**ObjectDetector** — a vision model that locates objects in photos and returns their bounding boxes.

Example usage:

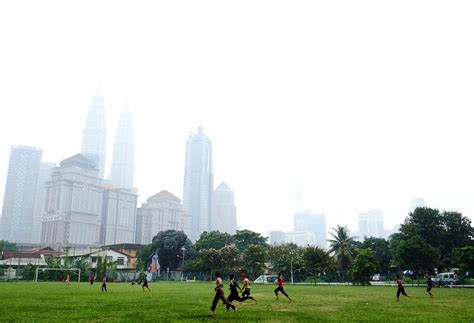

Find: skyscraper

[41,154,103,246]
[211,182,237,234]
[31,162,56,244]
[358,209,385,239]
[183,126,213,241]
[109,109,135,190]
[294,210,327,249]
[1,146,42,243]
[409,197,426,213]
[81,90,106,178]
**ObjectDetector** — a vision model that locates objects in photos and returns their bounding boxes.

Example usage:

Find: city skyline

[1,1,473,239]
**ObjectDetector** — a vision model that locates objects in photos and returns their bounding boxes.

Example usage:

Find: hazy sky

[1,1,473,237]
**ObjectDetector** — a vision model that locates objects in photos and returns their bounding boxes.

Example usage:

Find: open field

[1,282,474,322]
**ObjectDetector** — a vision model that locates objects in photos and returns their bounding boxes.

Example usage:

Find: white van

[254,274,278,284]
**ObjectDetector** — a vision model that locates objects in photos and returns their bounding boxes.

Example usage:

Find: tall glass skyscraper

[183,126,213,241]
[1,146,42,243]
[81,90,106,178]
[109,109,135,190]
[211,182,237,234]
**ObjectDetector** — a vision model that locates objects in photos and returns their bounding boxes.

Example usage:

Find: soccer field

[0,282,473,322]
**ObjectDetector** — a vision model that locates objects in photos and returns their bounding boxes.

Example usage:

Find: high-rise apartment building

[109,109,135,190]
[1,146,42,243]
[409,197,426,213]
[358,209,385,239]
[31,162,56,244]
[100,186,137,245]
[285,231,316,247]
[41,154,103,246]
[81,90,106,178]
[136,191,192,244]
[294,211,327,249]
[269,231,286,245]
[211,182,237,234]
[183,126,213,241]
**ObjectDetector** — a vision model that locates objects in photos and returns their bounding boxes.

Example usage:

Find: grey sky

[1,1,473,236]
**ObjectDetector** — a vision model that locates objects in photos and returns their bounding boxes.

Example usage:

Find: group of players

[209,271,291,317]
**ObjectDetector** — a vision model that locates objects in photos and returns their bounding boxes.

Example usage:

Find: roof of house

[147,190,181,203]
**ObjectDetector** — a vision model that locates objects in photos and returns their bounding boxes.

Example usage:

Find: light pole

[290,250,294,285]
[181,246,186,282]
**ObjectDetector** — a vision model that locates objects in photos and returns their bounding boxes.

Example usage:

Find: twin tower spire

[80,89,135,190]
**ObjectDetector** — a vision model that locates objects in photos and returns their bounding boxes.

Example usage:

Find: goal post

[35,268,81,283]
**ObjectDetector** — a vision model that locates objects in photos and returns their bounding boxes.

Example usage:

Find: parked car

[433,272,459,287]
[371,274,386,281]
[254,274,278,284]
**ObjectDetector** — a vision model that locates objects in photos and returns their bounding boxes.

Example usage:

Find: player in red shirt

[396,274,411,301]
[274,273,291,302]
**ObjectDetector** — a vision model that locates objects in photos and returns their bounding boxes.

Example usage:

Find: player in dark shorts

[241,273,257,303]
[226,274,244,309]
[209,272,235,317]
[101,276,107,292]
[274,273,291,302]
[426,274,434,298]
[396,274,411,301]
[142,275,151,292]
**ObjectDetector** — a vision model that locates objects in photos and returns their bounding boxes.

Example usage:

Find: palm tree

[328,225,357,281]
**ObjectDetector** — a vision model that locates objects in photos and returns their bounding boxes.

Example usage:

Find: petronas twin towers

[81,89,135,190]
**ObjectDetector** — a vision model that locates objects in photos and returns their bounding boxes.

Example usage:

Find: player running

[426,273,434,298]
[241,273,257,303]
[274,273,291,302]
[395,274,411,301]
[101,276,107,292]
[209,271,235,317]
[64,274,70,285]
[142,274,151,292]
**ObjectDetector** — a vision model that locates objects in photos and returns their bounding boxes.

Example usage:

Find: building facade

[269,231,286,245]
[183,126,213,241]
[100,187,137,245]
[358,209,385,239]
[31,162,56,244]
[108,109,135,190]
[210,182,237,234]
[285,231,316,247]
[1,146,42,243]
[81,90,106,179]
[41,154,103,246]
[294,210,327,249]
[409,197,426,213]
[136,191,192,244]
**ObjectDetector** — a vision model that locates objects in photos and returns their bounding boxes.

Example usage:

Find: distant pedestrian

[89,273,95,285]
[209,271,235,317]
[396,274,411,301]
[426,274,434,298]
[142,274,151,292]
[241,273,257,303]
[274,273,291,302]
[101,276,107,292]
[65,274,70,285]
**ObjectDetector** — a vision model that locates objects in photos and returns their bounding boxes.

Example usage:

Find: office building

[211,182,237,234]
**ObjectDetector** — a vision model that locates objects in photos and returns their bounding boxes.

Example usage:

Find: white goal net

[35,268,81,283]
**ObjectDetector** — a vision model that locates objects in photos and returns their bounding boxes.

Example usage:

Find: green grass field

[1,282,473,322]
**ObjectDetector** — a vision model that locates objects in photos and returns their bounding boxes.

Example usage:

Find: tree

[395,235,439,281]
[195,231,234,251]
[328,225,357,280]
[268,243,305,282]
[197,244,241,279]
[242,244,267,279]
[351,248,378,285]
[0,240,18,252]
[452,246,474,277]
[233,230,268,251]
[151,230,193,271]
[303,246,333,282]
[361,237,392,274]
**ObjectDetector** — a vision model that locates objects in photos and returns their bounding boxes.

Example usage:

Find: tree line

[138,207,474,283]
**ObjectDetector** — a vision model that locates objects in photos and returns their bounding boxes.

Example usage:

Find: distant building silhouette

[81,90,106,178]
[1,146,42,243]
[109,109,135,191]
[409,197,426,213]
[294,210,327,249]
[358,209,385,239]
[285,231,316,247]
[183,126,213,241]
[269,231,285,245]
[41,154,103,246]
[136,191,192,244]
[211,182,237,234]
[31,162,56,244]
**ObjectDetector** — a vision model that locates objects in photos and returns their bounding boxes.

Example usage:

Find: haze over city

[1,1,473,238]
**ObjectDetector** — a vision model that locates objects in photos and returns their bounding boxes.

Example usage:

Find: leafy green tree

[328,225,357,280]
[0,240,18,252]
[197,244,241,279]
[150,230,193,270]
[395,234,439,281]
[233,230,268,250]
[268,243,305,281]
[452,246,474,277]
[195,231,234,251]
[361,237,392,273]
[137,244,154,271]
[351,248,378,285]
[303,246,333,282]
[242,244,267,279]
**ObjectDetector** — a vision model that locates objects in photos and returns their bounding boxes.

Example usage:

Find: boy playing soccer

[241,273,257,303]
[396,274,411,301]
[274,273,291,302]
[209,271,235,317]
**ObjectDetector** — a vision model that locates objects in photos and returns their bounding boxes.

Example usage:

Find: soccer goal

[35,267,81,283]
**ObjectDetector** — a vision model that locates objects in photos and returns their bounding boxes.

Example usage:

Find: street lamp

[181,246,186,282]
